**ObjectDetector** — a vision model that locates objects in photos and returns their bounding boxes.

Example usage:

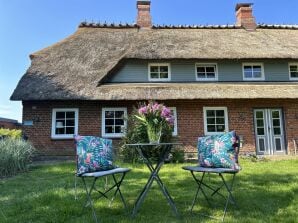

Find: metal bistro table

[126,142,182,217]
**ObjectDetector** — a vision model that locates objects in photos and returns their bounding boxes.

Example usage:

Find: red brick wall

[0,121,20,129]
[22,99,298,156]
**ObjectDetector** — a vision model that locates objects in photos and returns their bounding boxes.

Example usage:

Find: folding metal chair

[183,133,240,222]
[77,168,130,223]
[182,166,239,221]
[74,136,131,223]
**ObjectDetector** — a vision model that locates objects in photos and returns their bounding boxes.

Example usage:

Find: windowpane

[105,119,114,125]
[66,112,75,119]
[150,66,159,73]
[66,127,74,134]
[197,67,205,73]
[207,118,215,124]
[273,119,280,127]
[244,71,252,78]
[206,110,215,117]
[66,120,75,126]
[216,118,225,124]
[216,110,224,116]
[56,120,65,127]
[115,119,124,125]
[206,66,215,73]
[160,66,168,72]
[253,66,261,72]
[253,71,262,78]
[244,66,252,73]
[56,112,65,119]
[216,125,225,132]
[115,126,122,133]
[274,128,281,135]
[160,72,168,78]
[256,111,263,119]
[105,111,114,118]
[257,119,264,127]
[289,65,298,72]
[150,72,159,79]
[197,73,206,78]
[206,73,215,78]
[272,111,279,118]
[207,125,216,132]
[275,138,282,151]
[290,71,298,78]
[259,138,265,151]
[115,111,124,118]
[55,128,65,135]
[105,126,113,134]
[257,128,264,135]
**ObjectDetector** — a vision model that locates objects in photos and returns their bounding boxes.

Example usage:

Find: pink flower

[152,103,160,111]
[138,106,147,115]
[161,107,171,118]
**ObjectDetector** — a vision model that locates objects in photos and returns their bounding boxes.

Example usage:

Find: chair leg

[82,177,99,223]
[190,171,206,212]
[110,173,129,211]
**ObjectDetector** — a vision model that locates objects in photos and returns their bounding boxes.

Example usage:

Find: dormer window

[148,63,171,81]
[242,63,265,81]
[196,63,218,81]
[289,63,298,80]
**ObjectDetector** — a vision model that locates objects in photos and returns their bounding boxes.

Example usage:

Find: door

[254,109,285,155]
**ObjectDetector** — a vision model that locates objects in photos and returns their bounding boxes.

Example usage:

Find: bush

[0,128,22,139]
[0,138,35,177]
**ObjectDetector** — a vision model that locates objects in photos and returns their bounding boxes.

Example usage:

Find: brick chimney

[136,0,152,28]
[235,3,257,31]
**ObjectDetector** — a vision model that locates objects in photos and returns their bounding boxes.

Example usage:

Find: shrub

[0,138,35,177]
[0,128,22,139]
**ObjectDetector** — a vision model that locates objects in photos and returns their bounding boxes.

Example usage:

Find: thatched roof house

[10,1,298,157]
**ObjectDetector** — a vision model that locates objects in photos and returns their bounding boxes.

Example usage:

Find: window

[203,107,228,135]
[289,63,298,80]
[169,107,178,136]
[148,63,171,81]
[196,63,218,81]
[242,63,264,80]
[51,108,78,139]
[102,108,127,138]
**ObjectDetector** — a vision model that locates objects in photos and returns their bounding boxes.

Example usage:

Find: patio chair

[74,135,130,223]
[182,131,241,222]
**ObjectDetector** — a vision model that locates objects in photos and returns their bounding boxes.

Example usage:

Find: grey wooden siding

[107,60,293,83]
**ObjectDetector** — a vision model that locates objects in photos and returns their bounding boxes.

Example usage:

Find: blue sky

[0,0,297,122]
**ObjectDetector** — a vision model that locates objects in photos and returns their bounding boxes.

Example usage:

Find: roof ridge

[79,21,298,30]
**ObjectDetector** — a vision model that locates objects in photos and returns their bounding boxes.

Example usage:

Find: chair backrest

[197,131,241,170]
[74,135,115,175]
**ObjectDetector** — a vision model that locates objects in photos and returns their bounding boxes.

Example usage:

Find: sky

[0,0,298,122]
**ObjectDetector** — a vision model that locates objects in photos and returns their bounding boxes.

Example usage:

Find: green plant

[169,148,185,163]
[0,128,22,139]
[120,102,174,163]
[0,138,35,177]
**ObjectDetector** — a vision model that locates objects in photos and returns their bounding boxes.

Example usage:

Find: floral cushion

[198,131,240,170]
[75,135,115,175]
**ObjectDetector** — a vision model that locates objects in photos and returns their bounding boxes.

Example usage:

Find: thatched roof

[11,25,298,101]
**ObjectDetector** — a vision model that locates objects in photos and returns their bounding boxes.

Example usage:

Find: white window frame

[51,108,79,139]
[203,107,229,135]
[169,107,178,136]
[195,63,218,81]
[289,63,298,80]
[102,107,127,138]
[242,63,265,81]
[148,63,171,81]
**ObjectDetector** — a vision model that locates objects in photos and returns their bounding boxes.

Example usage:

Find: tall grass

[0,138,35,177]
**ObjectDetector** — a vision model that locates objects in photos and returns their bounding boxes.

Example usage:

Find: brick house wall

[22,99,298,156]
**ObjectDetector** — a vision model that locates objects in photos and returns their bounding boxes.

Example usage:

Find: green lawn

[0,159,297,223]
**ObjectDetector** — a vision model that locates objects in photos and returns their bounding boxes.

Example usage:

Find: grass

[0,159,297,223]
